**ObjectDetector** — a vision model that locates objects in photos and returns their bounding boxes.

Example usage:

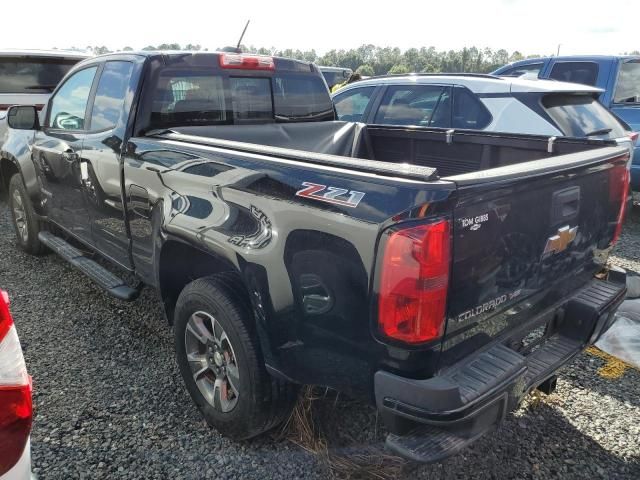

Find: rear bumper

[2,439,32,480]
[374,277,626,463]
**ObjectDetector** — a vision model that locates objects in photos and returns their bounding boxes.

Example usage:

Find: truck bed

[159,121,614,179]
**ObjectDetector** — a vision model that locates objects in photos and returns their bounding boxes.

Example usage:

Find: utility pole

[556,44,561,56]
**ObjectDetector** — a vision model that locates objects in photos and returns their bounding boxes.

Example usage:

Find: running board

[38,231,139,301]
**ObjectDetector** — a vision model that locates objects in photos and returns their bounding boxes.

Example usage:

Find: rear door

[441,146,629,365]
[82,59,139,269]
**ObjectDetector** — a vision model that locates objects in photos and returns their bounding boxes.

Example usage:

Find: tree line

[73,44,640,75]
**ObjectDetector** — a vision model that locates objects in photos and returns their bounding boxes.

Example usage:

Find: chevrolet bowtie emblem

[543,226,578,256]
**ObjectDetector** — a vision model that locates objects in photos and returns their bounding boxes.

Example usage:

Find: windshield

[614,60,640,104]
[542,94,627,139]
[0,57,79,94]
[150,69,334,129]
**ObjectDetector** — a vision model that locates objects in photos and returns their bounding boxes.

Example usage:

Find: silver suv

[0,49,88,118]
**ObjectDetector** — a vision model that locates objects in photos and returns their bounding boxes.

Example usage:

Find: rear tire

[8,174,46,255]
[174,275,298,440]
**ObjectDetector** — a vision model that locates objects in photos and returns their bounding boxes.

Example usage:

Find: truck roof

[338,73,603,95]
[500,54,640,68]
[89,50,318,68]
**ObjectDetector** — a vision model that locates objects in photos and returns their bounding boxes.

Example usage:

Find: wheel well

[158,240,239,324]
[0,159,19,191]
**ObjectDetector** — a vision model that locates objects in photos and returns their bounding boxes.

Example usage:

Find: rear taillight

[378,220,451,344]
[609,162,630,246]
[0,291,32,476]
[219,53,275,70]
[628,131,639,144]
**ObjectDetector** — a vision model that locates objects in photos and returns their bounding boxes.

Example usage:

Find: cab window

[48,67,98,130]
[549,62,599,86]
[333,87,375,121]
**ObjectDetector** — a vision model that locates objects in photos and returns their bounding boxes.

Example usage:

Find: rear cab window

[0,56,79,93]
[147,54,334,130]
[614,60,640,104]
[549,61,599,86]
[542,94,626,139]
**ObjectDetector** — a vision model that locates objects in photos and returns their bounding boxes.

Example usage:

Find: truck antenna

[237,20,250,50]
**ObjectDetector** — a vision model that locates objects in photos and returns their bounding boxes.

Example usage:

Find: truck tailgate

[441,146,629,364]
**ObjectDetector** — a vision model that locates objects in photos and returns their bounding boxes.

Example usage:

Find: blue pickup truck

[492,55,640,189]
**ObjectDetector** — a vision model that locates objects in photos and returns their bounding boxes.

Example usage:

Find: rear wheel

[8,174,46,255]
[174,275,298,440]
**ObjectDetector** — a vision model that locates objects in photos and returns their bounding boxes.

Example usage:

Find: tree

[356,64,375,76]
[388,64,410,74]
[122,46,134,51]
[184,44,201,51]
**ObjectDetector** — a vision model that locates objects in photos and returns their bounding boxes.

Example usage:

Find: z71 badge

[296,182,365,208]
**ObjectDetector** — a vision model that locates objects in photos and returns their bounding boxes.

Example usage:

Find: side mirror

[7,105,39,130]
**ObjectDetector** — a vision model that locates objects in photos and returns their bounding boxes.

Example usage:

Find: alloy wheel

[184,311,240,413]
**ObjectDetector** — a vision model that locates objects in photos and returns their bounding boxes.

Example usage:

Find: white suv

[0,49,88,118]
[332,73,630,141]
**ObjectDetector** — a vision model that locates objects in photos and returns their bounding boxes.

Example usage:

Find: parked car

[0,49,89,117]
[0,290,33,479]
[318,66,353,90]
[1,50,630,463]
[492,55,640,189]
[332,73,633,144]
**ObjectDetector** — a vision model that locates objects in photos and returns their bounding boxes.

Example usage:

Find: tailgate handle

[551,186,580,224]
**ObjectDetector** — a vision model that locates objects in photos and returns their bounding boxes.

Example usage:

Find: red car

[0,291,32,479]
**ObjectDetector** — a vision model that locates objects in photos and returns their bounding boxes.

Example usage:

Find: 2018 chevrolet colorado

[0,50,630,462]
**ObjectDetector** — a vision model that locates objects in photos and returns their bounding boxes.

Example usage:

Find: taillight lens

[219,53,275,70]
[609,162,630,246]
[0,290,32,476]
[378,220,451,344]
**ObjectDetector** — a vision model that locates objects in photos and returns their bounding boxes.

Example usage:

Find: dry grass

[278,386,408,480]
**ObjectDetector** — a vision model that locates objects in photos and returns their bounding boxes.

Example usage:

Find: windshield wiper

[585,128,612,136]
[23,85,57,92]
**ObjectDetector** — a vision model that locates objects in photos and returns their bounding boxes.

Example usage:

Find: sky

[2,0,637,56]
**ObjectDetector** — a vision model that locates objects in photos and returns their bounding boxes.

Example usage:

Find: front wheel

[8,174,46,255]
[174,275,298,440]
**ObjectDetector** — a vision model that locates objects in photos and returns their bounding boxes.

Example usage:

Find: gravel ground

[1,194,639,479]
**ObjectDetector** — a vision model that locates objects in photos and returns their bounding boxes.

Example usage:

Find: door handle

[61,150,79,162]
[551,186,580,224]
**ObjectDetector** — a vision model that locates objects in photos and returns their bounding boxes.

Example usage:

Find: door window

[498,63,543,78]
[374,85,450,127]
[333,87,375,121]
[614,60,640,104]
[90,61,134,131]
[549,62,599,86]
[452,87,492,129]
[48,67,97,130]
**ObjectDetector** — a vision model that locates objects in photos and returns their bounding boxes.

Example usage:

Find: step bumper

[374,277,626,463]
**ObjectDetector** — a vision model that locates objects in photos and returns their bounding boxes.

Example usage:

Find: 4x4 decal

[295,182,365,208]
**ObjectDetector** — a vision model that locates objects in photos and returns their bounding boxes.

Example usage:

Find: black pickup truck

[0,51,630,462]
